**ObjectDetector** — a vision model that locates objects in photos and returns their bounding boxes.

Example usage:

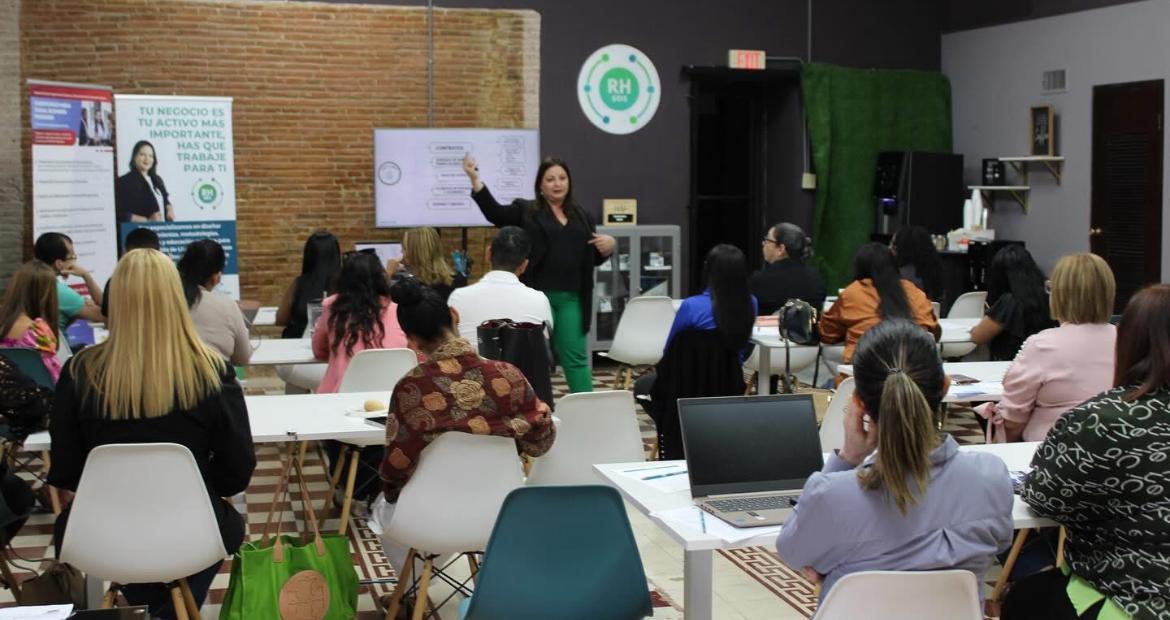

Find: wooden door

[1091,80,1163,312]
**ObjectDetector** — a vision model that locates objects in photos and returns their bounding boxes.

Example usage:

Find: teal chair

[459,485,653,620]
[0,348,55,388]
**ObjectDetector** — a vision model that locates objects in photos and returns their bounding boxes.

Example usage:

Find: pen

[622,464,678,473]
[700,510,707,534]
[643,470,687,481]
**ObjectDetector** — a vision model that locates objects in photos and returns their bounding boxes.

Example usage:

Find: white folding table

[247,338,319,366]
[835,360,1011,403]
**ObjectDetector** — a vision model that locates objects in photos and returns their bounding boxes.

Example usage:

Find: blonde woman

[388,227,467,302]
[49,249,255,620]
[776,319,1013,601]
[979,253,1117,442]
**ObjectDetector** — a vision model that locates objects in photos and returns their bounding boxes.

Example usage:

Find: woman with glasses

[749,223,825,316]
[970,245,1055,361]
[978,253,1117,442]
[311,251,410,394]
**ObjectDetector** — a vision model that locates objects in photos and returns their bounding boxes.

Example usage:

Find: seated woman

[749,222,826,316]
[370,277,555,574]
[176,239,251,366]
[388,227,467,302]
[820,243,939,364]
[49,249,255,619]
[979,253,1116,442]
[0,260,62,382]
[970,245,1055,361]
[1005,284,1170,620]
[776,319,1014,600]
[891,225,946,306]
[275,230,341,339]
[311,251,410,394]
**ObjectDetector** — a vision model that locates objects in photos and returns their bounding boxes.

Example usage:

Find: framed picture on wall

[1030,105,1055,156]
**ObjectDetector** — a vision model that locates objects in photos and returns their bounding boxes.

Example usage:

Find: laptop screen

[679,394,824,497]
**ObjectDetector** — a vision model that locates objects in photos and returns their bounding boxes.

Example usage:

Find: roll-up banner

[29,80,117,295]
[113,95,239,298]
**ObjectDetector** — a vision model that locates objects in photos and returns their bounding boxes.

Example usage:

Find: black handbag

[776,299,820,393]
[476,319,557,410]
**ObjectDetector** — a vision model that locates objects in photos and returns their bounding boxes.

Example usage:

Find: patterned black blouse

[1021,385,1170,620]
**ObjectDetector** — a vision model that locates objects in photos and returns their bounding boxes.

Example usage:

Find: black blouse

[115,172,169,222]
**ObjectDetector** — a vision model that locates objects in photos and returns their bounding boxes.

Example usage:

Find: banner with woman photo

[113,94,240,297]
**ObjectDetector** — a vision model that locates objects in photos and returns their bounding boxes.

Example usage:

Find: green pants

[545,290,593,393]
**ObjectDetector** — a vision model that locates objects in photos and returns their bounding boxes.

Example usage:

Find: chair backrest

[819,377,855,453]
[526,391,644,485]
[946,291,988,319]
[651,328,746,460]
[60,443,227,584]
[0,348,54,388]
[385,432,524,555]
[337,348,417,393]
[816,570,983,620]
[463,486,652,620]
[931,301,941,319]
[605,296,676,366]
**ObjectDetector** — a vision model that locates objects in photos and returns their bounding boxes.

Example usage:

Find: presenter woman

[116,140,174,223]
[463,153,615,393]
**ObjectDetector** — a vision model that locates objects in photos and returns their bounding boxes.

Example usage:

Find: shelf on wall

[998,156,1064,185]
[968,185,1031,213]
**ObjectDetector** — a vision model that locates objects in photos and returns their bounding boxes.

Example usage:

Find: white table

[836,360,1010,403]
[594,442,1053,620]
[248,338,318,366]
[250,306,278,327]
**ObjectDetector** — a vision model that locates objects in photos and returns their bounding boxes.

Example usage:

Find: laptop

[678,394,824,528]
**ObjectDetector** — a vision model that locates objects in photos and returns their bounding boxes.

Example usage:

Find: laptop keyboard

[707,495,797,512]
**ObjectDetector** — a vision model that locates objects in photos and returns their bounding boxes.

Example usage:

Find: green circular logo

[197,184,218,205]
[599,68,639,111]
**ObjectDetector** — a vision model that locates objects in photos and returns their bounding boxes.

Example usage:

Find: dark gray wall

[946,0,1146,31]
[314,0,944,288]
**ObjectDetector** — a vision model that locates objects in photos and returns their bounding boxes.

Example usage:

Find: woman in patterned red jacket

[369,276,555,576]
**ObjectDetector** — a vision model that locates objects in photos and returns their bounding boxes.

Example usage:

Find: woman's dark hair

[985,244,1050,331]
[389,276,453,345]
[530,157,582,222]
[1114,284,1170,402]
[892,226,944,302]
[771,222,812,261]
[852,243,910,320]
[851,319,945,515]
[328,252,391,357]
[129,140,167,194]
[176,239,226,308]
[292,231,341,321]
[703,244,755,351]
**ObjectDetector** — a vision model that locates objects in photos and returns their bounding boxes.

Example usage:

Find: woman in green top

[1005,284,1170,620]
[463,153,615,393]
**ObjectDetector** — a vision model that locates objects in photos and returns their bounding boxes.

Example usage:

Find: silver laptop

[678,394,824,528]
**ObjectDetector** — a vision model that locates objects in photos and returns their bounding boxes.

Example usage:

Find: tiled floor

[0,360,994,619]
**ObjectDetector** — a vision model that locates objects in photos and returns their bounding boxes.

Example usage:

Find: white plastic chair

[941,291,988,359]
[744,343,820,393]
[819,377,855,453]
[526,391,644,485]
[276,363,326,394]
[931,301,942,319]
[332,348,418,535]
[383,433,525,620]
[815,570,983,620]
[598,296,676,389]
[60,443,227,616]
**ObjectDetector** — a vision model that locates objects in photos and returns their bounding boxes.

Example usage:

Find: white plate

[346,407,389,418]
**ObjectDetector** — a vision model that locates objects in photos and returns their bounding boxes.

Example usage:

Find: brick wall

[0,0,21,290]
[19,0,540,302]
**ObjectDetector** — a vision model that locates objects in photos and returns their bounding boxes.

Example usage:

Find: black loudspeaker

[872,151,964,236]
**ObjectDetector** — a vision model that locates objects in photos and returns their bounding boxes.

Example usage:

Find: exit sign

[728,49,766,70]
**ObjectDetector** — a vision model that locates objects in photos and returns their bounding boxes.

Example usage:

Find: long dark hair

[1114,284,1170,402]
[852,243,910,319]
[892,226,944,302]
[703,244,754,350]
[852,319,945,515]
[985,245,1050,332]
[328,252,391,357]
[293,231,341,320]
[129,140,167,194]
[530,157,582,222]
[771,223,812,261]
[390,276,454,349]
[176,239,226,308]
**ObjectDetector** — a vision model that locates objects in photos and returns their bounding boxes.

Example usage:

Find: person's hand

[838,400,878,466]
[165,205,175,221]
[588,233,616,257]
[62,260,89,278]
[462,153,479,180]
[801,566,824,585]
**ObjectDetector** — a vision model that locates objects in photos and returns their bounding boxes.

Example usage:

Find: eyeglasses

[762,238,778,245]
[65,254,77,261]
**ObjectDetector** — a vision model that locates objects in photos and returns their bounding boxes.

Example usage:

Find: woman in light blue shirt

[776,319,1014,601]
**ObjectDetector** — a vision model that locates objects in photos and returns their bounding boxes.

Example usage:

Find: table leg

[758,346,772,396]
[683,549,714,620]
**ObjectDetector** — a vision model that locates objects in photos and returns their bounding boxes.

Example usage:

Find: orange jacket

[819,279,940,363]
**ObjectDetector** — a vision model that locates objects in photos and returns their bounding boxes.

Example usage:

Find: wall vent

[1042,69,1067,93]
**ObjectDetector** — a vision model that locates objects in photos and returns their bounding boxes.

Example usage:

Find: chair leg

[467,553,480,586]
[989,528,1030,603]
[623,367,635,391]
[178,577,201,620]
[170,582,190,620]
[41,451,61,514]
[101,584,120,608]
[384,548,416,620]
[410,557,434,620]
[338,448,361,536]
[324,445,350,519]
[297,441,309,469]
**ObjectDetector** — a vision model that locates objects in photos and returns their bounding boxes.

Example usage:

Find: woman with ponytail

[176,239,251,365]
[776,319,1013,600]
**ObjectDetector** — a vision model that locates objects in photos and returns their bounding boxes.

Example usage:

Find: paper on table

[652,505,782,544]
[253,306,277,325]
[0,604,74,619]
[952,381,1003,399]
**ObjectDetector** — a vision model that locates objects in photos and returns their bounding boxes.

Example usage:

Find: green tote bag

[221,443,359,620]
